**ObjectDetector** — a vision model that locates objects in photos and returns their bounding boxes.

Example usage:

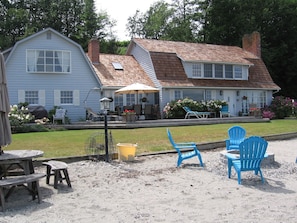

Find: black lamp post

[100,97,111,162]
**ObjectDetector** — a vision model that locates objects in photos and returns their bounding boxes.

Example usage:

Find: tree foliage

[0,0,115,51]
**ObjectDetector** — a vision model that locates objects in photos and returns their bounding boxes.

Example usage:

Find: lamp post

[100,97,111,162]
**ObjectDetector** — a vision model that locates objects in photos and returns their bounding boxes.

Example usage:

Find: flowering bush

[262,110,275,119]
[163,98,227,119]
[206,100,228,112]
[269,96,294,119]
[8,104,36,133]
[8,105,34,127]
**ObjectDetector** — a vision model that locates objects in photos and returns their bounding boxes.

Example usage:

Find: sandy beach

[0,138,297,223]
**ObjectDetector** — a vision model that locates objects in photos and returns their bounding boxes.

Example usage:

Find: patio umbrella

[0,53,12,154]
[115,83,159,103]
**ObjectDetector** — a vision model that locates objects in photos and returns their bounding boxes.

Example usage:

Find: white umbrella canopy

[115,83,159,95]
[115,83,159,103]
[0,53,12,154]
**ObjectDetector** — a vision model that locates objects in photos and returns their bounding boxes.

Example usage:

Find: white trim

[54,90,61,106]
[73,90,80,106]
[39,90,46,106]
[18,90,25,103]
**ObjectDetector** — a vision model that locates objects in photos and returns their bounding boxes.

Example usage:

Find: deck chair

[183,106,199,119]
[227,136,268,184]
[225,126,246,151]
[86,107,101,121]
[53,109,66,124]
[220,105,230,118]
[133,104,142,120]
[167,128,203,167]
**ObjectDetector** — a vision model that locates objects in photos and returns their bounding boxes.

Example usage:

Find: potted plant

[122,109,136,123]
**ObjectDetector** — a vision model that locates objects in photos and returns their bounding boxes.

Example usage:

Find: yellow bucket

[117,143,137,161]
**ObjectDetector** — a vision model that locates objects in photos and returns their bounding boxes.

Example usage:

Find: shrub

[163,98,227,119]
[9,104,34,133]
[269,96,294,119]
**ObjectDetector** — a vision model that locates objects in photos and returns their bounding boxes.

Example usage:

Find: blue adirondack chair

[226,136,268,184]
[220,105,230,118]
[167,128,203,167]
[225,126,246,150]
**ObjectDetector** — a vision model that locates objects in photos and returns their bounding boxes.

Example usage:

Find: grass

[4,119,297,158]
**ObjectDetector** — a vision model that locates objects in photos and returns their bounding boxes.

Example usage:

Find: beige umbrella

[115,83,159,103]
[0,53,12,154]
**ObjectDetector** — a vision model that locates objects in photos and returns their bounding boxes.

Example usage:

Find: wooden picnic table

[0,150,44,178]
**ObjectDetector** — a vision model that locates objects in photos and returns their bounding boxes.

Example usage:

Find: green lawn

[4,119,297,158]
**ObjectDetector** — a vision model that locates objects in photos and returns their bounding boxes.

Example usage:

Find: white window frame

[54,90,79,106]
[192,63,202,77]
[26,49,71,73]
[234,65,243,79]
[18,90,46,106]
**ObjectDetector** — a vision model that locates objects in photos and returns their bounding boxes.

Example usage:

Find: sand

[0,138,297,223]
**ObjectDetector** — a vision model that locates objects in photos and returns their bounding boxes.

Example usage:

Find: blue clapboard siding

[5,28,101,122]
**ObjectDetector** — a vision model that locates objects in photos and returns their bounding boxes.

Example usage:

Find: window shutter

[39,90,46,106]
[18,90,25,103]
[73,90,80,106]
[54,90,61,106]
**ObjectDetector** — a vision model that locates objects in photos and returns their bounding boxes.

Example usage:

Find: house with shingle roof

[126,32,280,116]
[3,28,158,122]
[3,28,280,122]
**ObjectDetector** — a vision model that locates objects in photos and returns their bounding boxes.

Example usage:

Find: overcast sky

[95,0,170,40]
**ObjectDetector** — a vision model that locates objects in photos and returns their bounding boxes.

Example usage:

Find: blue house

[3,28,280,121]
[3,28,157,122]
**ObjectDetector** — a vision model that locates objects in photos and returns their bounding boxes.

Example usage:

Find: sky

[95,0,169,41]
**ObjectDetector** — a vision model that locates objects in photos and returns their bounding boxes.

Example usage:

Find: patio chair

[86,107,101,121]
[183,106,200,119]
[220,105,230,118]
[167,128,203,167]
[227,136,268,184]
[53,109,66,124]
[226,126,246,151]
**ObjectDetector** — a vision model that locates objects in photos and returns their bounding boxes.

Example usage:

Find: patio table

[0,150,44,178]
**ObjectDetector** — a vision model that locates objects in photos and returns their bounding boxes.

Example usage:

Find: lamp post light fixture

[100,97,112,162]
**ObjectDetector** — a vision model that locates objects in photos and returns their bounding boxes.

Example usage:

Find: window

[214,64,223,78]
[25,91,39,104]
[205,90,212,101]
[192,63,202,77]
[234,65,242,78]
[27,50,70,73]
[114,94,123,108]
[225,65,233,78]
[204,64,213,78]
[174,90,182,100]
[126,94,135,105]
[60,91,73,104]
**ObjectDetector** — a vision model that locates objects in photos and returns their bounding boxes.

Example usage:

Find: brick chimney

[88,39,99,64]
[242,31,261,58]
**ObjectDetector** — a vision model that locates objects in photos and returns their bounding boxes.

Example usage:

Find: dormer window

[112,62,123,70]
[191,63,247,80]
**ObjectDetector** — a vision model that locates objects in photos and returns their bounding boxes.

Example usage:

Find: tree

[0,0,116,52]
[203,0,297,98]
[127,0,173,40]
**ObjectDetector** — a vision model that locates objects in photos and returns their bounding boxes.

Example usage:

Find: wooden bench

[43,161,71,189]
[0,173,45,211]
